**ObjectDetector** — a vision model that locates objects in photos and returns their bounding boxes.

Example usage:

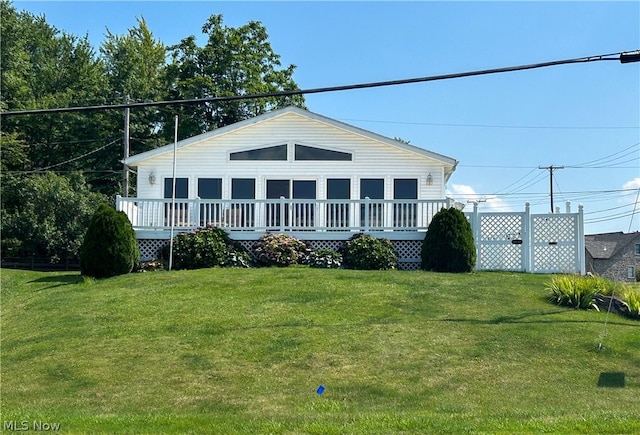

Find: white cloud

[623,177,640,190]
[447,184,512,212]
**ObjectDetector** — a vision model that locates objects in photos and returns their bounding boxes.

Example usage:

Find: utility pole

[539,165,564,213]
[122,95,130,197]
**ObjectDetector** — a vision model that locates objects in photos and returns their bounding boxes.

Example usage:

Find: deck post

[364,196,370,232]
[195,197,201,229]
[279,196,286,232]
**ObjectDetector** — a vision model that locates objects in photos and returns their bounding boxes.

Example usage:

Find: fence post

[115,194,122,211]
[472,202,481,270]
[578,204,586,275]
[523,202,531,272]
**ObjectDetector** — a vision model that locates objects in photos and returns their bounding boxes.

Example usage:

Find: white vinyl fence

[466,202,585,274]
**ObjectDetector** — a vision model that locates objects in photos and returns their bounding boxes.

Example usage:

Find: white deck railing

[116,196,457,233]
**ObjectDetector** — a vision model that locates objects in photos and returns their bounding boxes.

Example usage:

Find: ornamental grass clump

[252,233,310,267]
[547,275,599,310]
[170,226,251,270]
[339,234,397,270]
[622,288,640,319]
[547,274,640,320]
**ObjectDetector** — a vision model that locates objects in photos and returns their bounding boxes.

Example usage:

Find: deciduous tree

[163,14,305,140]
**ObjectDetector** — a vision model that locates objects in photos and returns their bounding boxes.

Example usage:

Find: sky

[13,1,640,235]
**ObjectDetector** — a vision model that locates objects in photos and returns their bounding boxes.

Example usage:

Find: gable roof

[123,106,458,177]
[585,231,640,259]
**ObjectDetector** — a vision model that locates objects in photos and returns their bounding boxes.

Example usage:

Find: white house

[118,106,461,267]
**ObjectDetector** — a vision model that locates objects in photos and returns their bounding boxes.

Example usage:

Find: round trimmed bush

[252,233,310,267]
[421,207,476,273]
[340,234,397,270]
[80,203,140,278]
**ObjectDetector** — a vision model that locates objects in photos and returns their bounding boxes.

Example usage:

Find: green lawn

[1,268,639,434]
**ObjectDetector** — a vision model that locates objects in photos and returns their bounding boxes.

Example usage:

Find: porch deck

[116,196,457,240]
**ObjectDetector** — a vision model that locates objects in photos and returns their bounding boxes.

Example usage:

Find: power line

[1,51,637,118]
[568,142,639,167]
[585,210,640,224]
[341,118,639,130]
[27,138,120,173]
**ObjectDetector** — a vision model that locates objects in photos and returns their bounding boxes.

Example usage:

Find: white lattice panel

[306,240,344,251]
[138,239,168,261]
[533,244,577,273]
[393,240,422,271]
[479,243,524,271]
[532,215,576,243]
[531,214,579,273]
[479,214,523,241]
[476,213,525,271]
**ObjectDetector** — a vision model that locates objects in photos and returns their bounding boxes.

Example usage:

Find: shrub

[169,226,251,270]
[252,233,310,267]
[80,203,140,278]
[307,248,343,269]
[1,172,106,262]
[421,207,476,273]
[339,234,397,270]
[546,275,599,310]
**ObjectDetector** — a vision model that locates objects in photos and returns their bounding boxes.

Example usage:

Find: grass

[1,267,639,434]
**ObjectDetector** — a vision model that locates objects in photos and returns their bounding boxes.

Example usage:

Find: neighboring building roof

[123,106,459,178]
[585,231,640,260]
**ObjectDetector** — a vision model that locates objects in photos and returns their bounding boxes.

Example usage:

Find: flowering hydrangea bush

[307,248,343,269]
[252,233,310,267]
[169,226,251,270]
[339,234,397,270]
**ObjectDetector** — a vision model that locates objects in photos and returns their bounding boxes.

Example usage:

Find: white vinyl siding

[134,112,449,201]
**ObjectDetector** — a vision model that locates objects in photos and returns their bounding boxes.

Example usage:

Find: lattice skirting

[139,238,422,270]
[138,239,168,262]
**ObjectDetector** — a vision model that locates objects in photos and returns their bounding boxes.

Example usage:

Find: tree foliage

[421,208,476,273]
[0,2,306,260]
[1,0,116,193]
[1,3,305,196]
[1,172,107,262]
[79,203,140,278]
[101,17,167,156]
[163,14,306,140]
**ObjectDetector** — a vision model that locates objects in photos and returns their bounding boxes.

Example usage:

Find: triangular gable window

[230,144,287,161]
[295,144,352,161]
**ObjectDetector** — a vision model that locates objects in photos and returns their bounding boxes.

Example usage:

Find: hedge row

[159,230,398,271]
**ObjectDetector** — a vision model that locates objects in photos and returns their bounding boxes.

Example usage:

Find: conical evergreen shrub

[421,207,476,273]
[80,203,140,278]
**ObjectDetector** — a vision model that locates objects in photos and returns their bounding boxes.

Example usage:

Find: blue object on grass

[316,385,325,394]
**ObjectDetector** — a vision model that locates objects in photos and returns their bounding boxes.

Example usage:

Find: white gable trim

[123,106,458,170]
